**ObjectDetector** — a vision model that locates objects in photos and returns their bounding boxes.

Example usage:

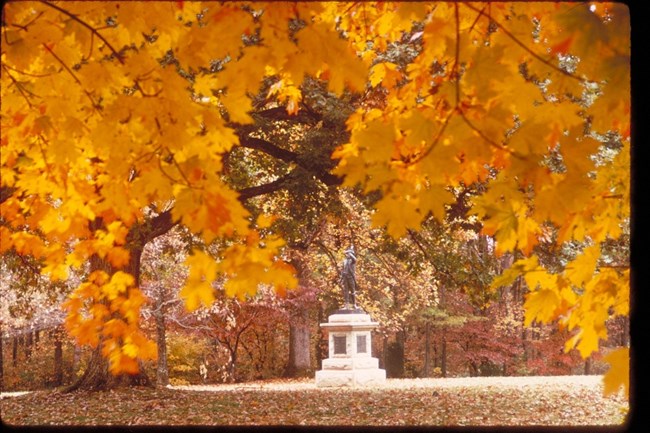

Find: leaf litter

[1,375,628,426]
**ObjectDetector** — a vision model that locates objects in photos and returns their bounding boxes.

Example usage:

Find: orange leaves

[2,1,630,386]
[171,183,250,244]
[266,77,302,115]
[372,192,423,239]
[603,347,630,399]
[493,242,629,363]
[524,289,561,326]
[180,250,219,311]
[63,270,157,375]
[472,176,541,256]
[180,231,297,309]
[219,231,297,300]
[369,62,402,89]
[176,5,253,70]
[293,22,368,94]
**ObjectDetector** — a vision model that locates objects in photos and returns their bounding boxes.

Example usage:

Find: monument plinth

[315,309,386,387]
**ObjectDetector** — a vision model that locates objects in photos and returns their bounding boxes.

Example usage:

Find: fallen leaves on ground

[1,376,628,426]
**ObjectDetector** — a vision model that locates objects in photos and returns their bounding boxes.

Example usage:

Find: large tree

[1,1,629,396]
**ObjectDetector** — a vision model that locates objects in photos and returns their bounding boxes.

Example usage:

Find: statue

[340,246,357,308]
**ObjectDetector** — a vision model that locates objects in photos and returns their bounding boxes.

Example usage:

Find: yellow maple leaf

[352,118,396,164]
[418,183,453,222]
[565,245,600,287]
[372,193,423,239]
[181,250,218,311]
[603,347,629,399]
[220,90,253,124]
[524,289,560,326]
[370,62,401,89]
[399,109,439,149]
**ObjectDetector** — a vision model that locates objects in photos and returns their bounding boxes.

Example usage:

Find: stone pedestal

[315,310,386,387]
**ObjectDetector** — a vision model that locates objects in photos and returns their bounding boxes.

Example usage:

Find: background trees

[1,1,629,396]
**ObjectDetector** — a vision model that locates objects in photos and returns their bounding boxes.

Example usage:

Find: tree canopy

[1,1,629,396]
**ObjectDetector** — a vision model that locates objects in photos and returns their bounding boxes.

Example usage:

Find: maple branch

[467,4,488,36]
[134,80,163,98]
[8,10,45,32]
[2,63,54,78]
[407,229,440,275]
[38,0,125,64]
[238,134,342,186]
[237,174,293,201]
[459,111,525,160]
[36,135,54,180]
[42,43,99,109]
[454,3,461,106]
[157,155,185,186]
[145,210,176,243]
[462,2,584,83]
[253,106,320,124]
[84,30,95,62]
[598,265,630,270]
[239,135,298,164]
[407,109,454,166]
[0,186,17,205]
[1,64,35,108]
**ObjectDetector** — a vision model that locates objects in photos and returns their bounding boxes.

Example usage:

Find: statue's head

[345,246,356,258]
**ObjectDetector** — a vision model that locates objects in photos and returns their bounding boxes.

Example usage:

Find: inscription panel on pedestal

[356,335,367,353]
[333,335,347,355]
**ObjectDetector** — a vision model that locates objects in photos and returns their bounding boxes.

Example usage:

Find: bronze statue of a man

[340,246,357,308]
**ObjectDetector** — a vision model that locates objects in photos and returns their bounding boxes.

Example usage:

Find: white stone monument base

[315,368,386,387]
[315,311,386,388]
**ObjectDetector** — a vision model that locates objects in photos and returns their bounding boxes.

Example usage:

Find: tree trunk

[227,347,238,383]
[385,331,405,378]
[155,300,169,387]
[433,337,438,370]
[621,317,629,346]
[584,356,592,375]
[285,311,311,377]
[54,336,63,386]
[0,324,4,392]
[316,304,324,370]
[65,342,152,392]
[25,331,33,359]
[12,336,18,368]
[423,322,431,377]
[522,327,528,363]
[441,330,447,378]
[71,344,81,380]
[65,242,152,392]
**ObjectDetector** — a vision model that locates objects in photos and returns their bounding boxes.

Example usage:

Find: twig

[41,43,99,110]
[407,108,454,166]
[459,111,525,160]
[38,0,125,64]
[462,2,585,83]
[1,64,34,108]
[453,3,461,106]
[2,63,54,78]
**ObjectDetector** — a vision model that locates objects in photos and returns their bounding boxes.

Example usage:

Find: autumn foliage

[1,2,629,396]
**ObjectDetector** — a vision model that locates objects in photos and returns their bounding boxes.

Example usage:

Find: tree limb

[38,0,124,64]
[237,174,292,201]
[238,133,342,186]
